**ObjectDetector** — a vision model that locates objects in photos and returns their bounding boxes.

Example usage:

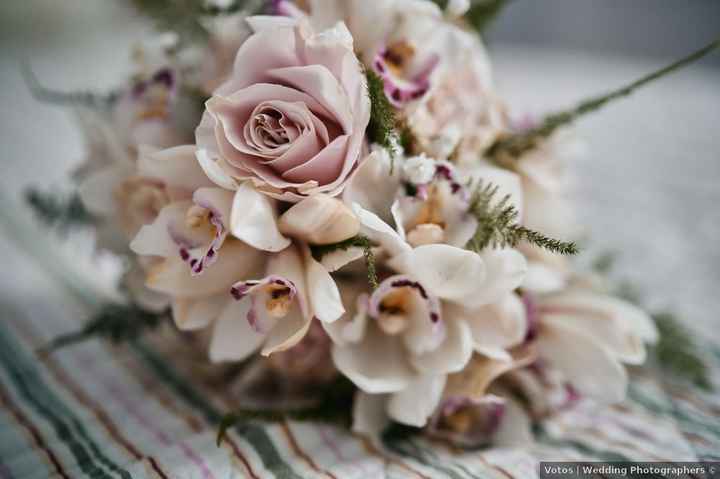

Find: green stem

[488,38,720,160]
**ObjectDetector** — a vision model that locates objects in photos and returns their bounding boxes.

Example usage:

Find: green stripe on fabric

[628,384,720,439]
[534,424,634,462]
[0,322,131,479]
[129,340,304,479]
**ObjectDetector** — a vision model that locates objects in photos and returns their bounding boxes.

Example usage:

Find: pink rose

[196,18,371,202]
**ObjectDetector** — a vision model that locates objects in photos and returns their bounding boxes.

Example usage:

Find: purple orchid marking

[434,163,465,198]
[371,47,438,108]
[167,206,227,276]
[229,275,298,333]
[369,275,442,327]
[521,292,539,342]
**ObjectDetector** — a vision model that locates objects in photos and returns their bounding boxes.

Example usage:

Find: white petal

[138,145,213,191]
[320,247,364,272]
[193,187,234,228]
[245,15,298,32]
[388,244,486,303]
[522,261,566,294]
[465,294,527,352]
[352,203,411,257]
[302,246,344,323]
[351,391,389,439]
[261,305,312,356]
[322,292,369,346]
[147,240,264,298]
[387,375,446,427]
[209,298,265,362]
[130,201,191,257]
[343,149,400,223]
[172,295,226,331]
[537,317,628,404]
[230,182,291,252]
[78,165,129,215]
[539,292,657,365]
[493,397,533,447]
[461,248,527,309]
[332,326,414,394]
[411,318,473,374]
[196,149,239,190]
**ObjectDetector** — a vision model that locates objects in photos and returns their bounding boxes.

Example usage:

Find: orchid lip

[168,204,228,277]
[230,275,298,333]
[371,47,438,107]
[368,275,442,328]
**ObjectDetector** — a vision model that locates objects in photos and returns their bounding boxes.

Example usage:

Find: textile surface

[1,214,719,479]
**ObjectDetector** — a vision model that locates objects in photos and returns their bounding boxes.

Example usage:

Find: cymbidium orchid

[36,0,683,453]
[530,289,658,404]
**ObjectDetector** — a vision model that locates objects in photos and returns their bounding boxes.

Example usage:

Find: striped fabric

[1,286,719,478]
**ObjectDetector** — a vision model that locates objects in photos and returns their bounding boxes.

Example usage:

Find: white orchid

[321,187,527,426]
[130,145,358,361]
[532,290,659,404]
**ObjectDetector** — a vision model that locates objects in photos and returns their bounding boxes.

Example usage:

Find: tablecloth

[1,201,719,479]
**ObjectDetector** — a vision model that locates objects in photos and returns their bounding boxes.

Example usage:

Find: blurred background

[0,1,718,336]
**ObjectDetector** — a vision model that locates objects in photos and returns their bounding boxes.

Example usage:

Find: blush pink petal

[282,134,348,184]
[268,65,353,133]
[217,26,301,96]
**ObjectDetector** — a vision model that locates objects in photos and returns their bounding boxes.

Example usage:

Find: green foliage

[39,303,169,354]
[129,0,263,42]
[465,0,512,34]
[311,235,379,289]
[22,62,117,109]
[466,181,578,255]
[25,188,97,233]
[487,37,720,162]
[365,69,399,157]
[217,376,355,445]
[651,312,712,391]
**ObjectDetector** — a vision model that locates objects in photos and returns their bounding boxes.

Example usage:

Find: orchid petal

[209,298,265,362]
[537,317,628,404]
[332,325,414,394]
[387,375,446,427]
[230,182,291,252]
[388,244,486,303]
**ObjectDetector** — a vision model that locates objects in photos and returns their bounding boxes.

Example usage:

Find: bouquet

[25,0,717,449]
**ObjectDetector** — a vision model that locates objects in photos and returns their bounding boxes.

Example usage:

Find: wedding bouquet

[26,0,717,449]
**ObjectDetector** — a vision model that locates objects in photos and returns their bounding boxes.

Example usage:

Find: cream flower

[325,203,527,427]
[532,290,659,403]
[196,17,371,201]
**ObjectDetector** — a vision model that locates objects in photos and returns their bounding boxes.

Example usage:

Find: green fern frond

[39,303,168,354]
[465,0,512,33]
[365,69,400,158]
[652,312,712,391]
[465,180,578,255]
[311,235,379,289]
[25,188,97,233]
[217,376,355,445]
[487,38,720,162]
